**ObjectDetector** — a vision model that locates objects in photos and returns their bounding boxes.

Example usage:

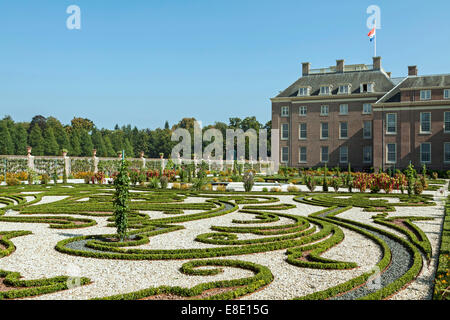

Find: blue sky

[1,0,449,129]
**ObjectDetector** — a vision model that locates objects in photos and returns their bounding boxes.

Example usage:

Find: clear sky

[1,0,449,129]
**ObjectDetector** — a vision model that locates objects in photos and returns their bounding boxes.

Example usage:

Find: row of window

[297,83,375,97]
[281,142,450,165]
[386,111,450,134]
[419,89,450,101]
[386,142,450,164]
[281,146,373,164]
[281,121,372,140]
[281,104,372,117]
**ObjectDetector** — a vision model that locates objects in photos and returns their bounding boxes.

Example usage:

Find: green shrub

[243,172,254,192]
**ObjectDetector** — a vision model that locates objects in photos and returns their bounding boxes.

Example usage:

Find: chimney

[302,62,310,76]
[408,66,418,76]
[336,59,345,73]
[373,56,381,70]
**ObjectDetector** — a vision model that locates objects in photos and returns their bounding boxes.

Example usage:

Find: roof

[377,74,450,104]
[275,70,395,98]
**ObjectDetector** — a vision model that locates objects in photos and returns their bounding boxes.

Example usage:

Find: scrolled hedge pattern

[0,183,443,300]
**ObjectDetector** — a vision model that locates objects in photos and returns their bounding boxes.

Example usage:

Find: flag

[368,27,376,42]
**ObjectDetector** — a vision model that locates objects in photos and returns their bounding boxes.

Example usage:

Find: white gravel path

[0,188,446,300]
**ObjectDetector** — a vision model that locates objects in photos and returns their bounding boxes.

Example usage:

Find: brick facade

[272,57,450,171]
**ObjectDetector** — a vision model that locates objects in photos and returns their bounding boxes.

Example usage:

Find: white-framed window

[320,146,329,163]
[320,86,331,95]
[445,112,450,133]
[340,146,348,163]
[444,143,450,163]
[320,105,329,116]
[281,106,289,117]
[321,122,329,139]
[339,104,348,115]
[420,90,431,100]
[386,113,397,134]
[420,143,431,164]
[299,106,307,116]
[281,123,289,140]
[298,87,310,97]
[340,122,348,139]
[386,143,397,163]
[361,83,374,93]
[339,85,350,94]
[363,103,372,114]
[363,121,372,139]
[299,123,307,140]
[420,112,431,133]
[299,147,307,163]
[445,89,450,100]
[363,146,372,163]
[281,147,289,163]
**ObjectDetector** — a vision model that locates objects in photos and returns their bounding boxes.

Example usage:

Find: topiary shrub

[243,172,254,192]
[160,175,168,189]
[414,181,424,195]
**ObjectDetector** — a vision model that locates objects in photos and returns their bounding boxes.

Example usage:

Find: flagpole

[374,19,377,57]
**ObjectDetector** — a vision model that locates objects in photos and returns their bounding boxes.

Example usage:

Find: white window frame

[281,123,289,140]
[444,142,450,163]
[338,85,350,95]
[363,146,373,164]
[363,121,372,139]
[386,113,397,134]
[298,87,310,97]
[339,146,348,163]
[320,122,329,139]
[420,90,431,101]
[339,122,348,139]
[299,147,307,163]
[420,112,431,134]
[445,112,450,133]
[299,106,307,116]
[386,143,397,164]
[444,89,450,100]
[281,106,289,117]
[361,83,374,93]
[320,105,329,116]
[299,123,307,140]
[420,143,431,164]
[320,146,329,163]
[320,86,331,96]
[339,104,348,115]
[281,147,289,163]
[363,103,372,115]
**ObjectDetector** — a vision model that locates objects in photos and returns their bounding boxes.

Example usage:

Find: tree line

[0,115,271,159]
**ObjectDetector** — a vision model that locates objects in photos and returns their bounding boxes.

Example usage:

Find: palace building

[271,57,450,171]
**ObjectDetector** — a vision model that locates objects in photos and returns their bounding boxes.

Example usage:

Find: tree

[79,129,94,156]
[103,136,116,157]
[0,121,14,155]
[91,129,107,157]
[113,159,130,242]
[164,121,170,130]
[70,129,82,156]
[13,124,28,155]
[28,125,45,156]
[43,126,59,155]
[71,117,94,132]
[29,115,47,133]
[123,138,134,158]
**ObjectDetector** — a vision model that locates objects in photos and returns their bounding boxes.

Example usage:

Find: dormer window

[320,85,332,95]
[298,87,311,97]
[444,89,450,99]
[338,84,351,95]
[420,90,431,100]
[361,83,375,93]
